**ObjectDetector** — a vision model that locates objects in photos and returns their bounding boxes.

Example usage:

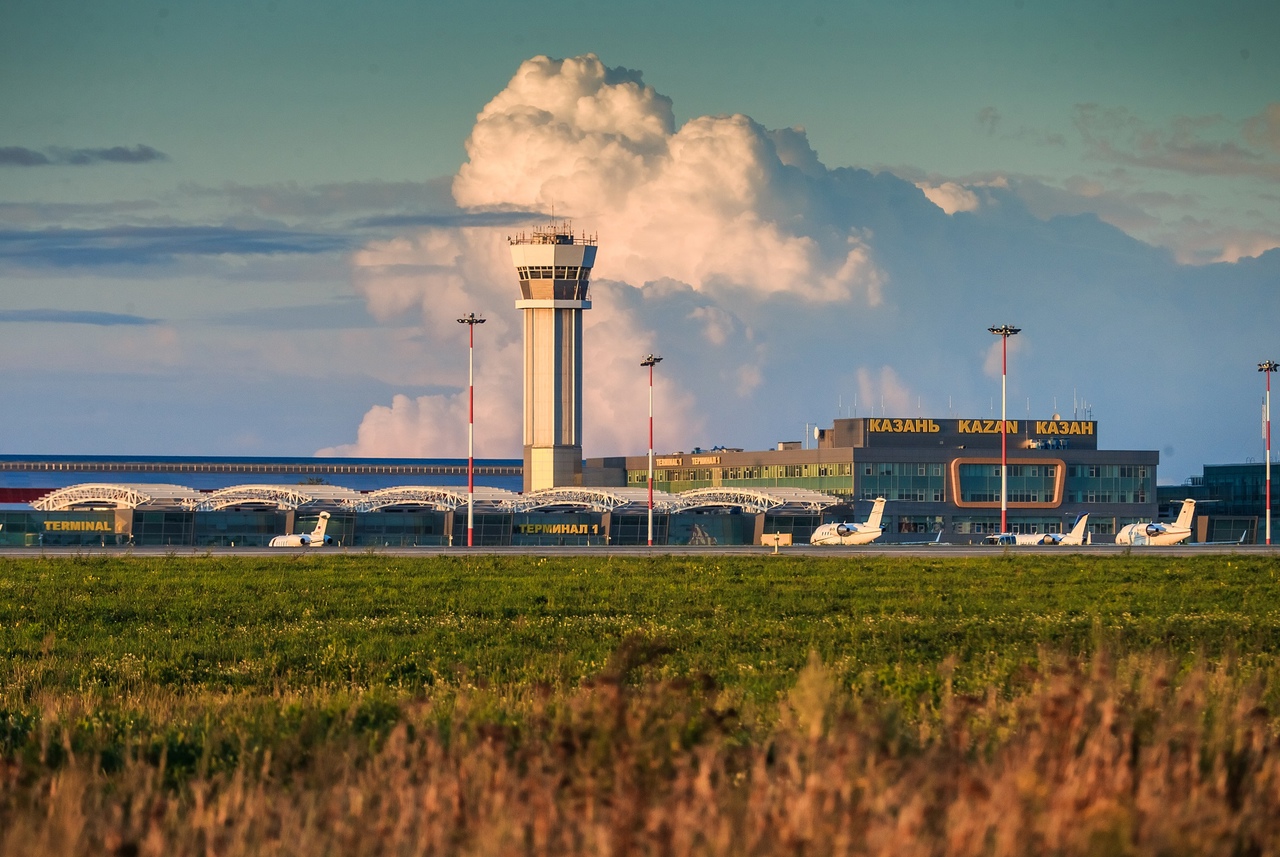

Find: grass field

[2,552,1280,854]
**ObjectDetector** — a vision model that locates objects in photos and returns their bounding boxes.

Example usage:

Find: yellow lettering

[959,420,971,433]
[928,419,940,432]
[1084,422,1094,435]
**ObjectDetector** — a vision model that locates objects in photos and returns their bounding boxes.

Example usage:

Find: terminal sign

[868,419,941,433]
[958,420,1018,434]
[866,418,1095,437]
[1034,420,1094,435]
[655,457,682,467]
[44,520,112,532]
[516,523,598,535]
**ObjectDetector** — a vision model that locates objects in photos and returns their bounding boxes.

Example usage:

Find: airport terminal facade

[0,415,1159,547]
[0,229,1175,547]
[588,416,1159,540]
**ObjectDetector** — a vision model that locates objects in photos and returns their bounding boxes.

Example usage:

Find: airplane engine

[298,535,311,546]
[836,524,852,537]
[1145,524,1164,537]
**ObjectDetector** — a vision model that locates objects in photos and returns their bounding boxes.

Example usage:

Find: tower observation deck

[509,224,597,492]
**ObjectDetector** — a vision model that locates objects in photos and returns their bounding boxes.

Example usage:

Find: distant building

[1156,462,1274,543]
[587,416,1159,541]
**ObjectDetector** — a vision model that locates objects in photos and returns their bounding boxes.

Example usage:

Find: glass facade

[629,463,854,495]
[1064,464,1151,504]
[0,511,127,546]
[859,462,946,502]
[957,463,1058,504]
[356,511,448,547]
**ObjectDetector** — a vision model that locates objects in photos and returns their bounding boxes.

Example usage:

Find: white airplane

[810,498,887,546]
[269,511,333,548]
[1115,499,1196,546]
[983,514,1091,546]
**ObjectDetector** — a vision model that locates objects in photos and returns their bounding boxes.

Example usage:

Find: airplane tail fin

[311,511,332,539]
[1174,499,1196,531]
[864,497,887,531]
[1066,513,1089,544]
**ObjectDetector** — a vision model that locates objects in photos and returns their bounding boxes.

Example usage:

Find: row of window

[1068,465,1147,479]
[630,463,853,483]
[0,462,521,475]
[515,265,592,281]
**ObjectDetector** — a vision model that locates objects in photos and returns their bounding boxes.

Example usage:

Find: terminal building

[586,416,1159,541]
[0,226,1176,547]
[0,415,1161,547]
[0,454,837,548]
[1156,462,1277,544]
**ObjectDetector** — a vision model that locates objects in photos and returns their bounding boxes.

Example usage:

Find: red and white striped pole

[458,313,486,547]
[641,354,663,546]
[989,325,1020,534]
[1261,361,1277,545]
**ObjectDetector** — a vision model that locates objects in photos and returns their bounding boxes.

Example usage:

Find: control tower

[509,224,597,492]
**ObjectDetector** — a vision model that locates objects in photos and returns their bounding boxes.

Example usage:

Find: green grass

[3,552,1278,703]
[3,551,1280,851]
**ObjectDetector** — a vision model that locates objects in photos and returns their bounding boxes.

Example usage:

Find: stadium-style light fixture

[1262,360,1278,545]
[457,313,486,547]
[989,325,1021,534]
[641,354,663,547]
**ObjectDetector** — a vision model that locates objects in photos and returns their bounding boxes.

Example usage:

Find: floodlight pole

[641,354,663,546]
[458,313,486,547]
[989,325,1020,534]
[1262,361,1278,545]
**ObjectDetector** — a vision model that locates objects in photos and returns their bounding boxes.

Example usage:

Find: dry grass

[3,651,1278,856]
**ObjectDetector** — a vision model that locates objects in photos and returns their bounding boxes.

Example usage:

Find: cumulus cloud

[916,181,980,215]
[324,54,1280,485]
[856,366,915,418]
[332,53,889,458]
[452,54,884,305]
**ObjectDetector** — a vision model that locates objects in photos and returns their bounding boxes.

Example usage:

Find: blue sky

[1,0,1278,483]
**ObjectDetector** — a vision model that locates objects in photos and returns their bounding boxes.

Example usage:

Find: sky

[1,0,1278,484]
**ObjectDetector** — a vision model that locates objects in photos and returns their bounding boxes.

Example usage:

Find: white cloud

[855,366,915,418]
[453,54,884,305]
[916,181,980,215]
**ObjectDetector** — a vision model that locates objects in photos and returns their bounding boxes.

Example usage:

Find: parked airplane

[810,498,887,546]
[982,514,1091,546]
[268,511,333,548]
[1114,499,1195,546]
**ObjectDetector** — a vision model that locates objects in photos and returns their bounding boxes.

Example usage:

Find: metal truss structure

[507,487,680,513]
[31,483,205,511]
[190,484,362,511]
[671,487,839,514]
[31,483,840,516]
[349,486,519,513]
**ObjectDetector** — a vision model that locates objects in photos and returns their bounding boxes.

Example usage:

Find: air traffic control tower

[509,224,597,492]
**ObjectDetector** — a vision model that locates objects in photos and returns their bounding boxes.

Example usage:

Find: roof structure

[508,487,681,513]
[349,486,520,513]
[671,487,839,514]
[31,483,207,511]
[190,484,364,511]
[30,483,842,515]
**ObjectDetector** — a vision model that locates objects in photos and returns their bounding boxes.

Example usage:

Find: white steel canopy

[509,487,679,513]
[190,484,363,511]
[671,487,839,514]
[349,485,519,513]
[31,483,206,511]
